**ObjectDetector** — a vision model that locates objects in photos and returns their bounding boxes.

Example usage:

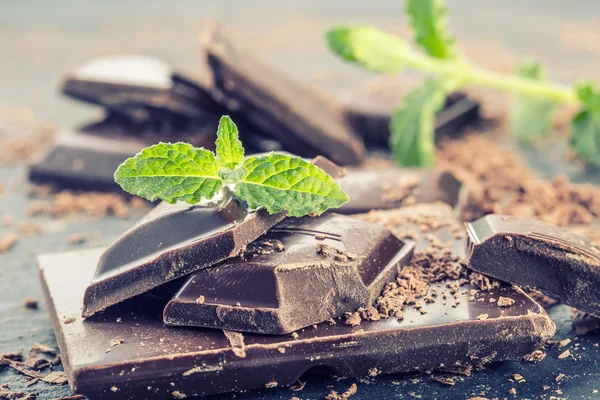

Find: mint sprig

[114,116,349,216]
[326,0,600,167]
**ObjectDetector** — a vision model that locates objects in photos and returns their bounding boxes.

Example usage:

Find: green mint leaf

[569,82,600,167]
[235,153,349,217]
[326,25,410,73]
[510,61,556,143]
[114,142,223,204]
[389,79,448,167]
[405,0,456,59]
[215,115,244,170]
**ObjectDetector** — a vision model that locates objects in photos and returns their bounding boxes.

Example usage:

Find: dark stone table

[2,1,600,398]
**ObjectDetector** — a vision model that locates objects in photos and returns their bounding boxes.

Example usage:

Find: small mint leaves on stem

[326,0,599,167]
[113,116,350,216]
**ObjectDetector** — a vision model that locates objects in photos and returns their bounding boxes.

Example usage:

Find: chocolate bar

[466,214,600,317]
[28,117,217,191]
[163,214,415,334]
[201,21,365,166]
[82,191,286,317]
[61,54,220,122]
[341,76,480,144]
[39,204,553,399]
[335,167,466,214]
[28,116,282,191]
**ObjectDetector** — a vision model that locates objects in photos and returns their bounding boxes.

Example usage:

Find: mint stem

[402,50,579,104]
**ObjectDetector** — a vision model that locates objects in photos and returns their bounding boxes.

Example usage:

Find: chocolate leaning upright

[466,214,600,317]
[82,192,286,317]
[201,21,365,166]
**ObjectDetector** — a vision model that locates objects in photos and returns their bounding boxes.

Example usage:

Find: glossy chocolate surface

[39,206,553,399]
[163,214,415,334]
[82,193,286,317]
[466,214,600,317]
[341,76,480,144]
[335,167,466,214]
[61,54,218,121]
[201,21,365,166]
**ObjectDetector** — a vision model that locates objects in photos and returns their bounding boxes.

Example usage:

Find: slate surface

[2,1,600,399]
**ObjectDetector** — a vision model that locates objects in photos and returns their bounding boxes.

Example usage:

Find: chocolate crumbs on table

[325,383,358,400]
[522,350,546,363]
[23,298,38,310]
[63,316,75,324]
[0,387,37,400]
[0,233,19,253]
[558,349,571,359]
[555,373,566,382]
[67,233,86,245]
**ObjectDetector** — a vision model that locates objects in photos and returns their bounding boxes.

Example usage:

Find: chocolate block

[335,167,466,214]
[201,21,365,166]
[62,54,219,121]
[28,116,282,191]
[341,76,480,144]
[82,192,286,317]
[39,209,554,399]
[163,214,415,334]
[466,214,600,317]
[28,117,217,191]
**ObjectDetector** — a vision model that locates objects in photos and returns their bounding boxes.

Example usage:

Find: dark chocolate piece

[466,214,600,317]
[163,214,415,334]
[28,117,282,192]
[341,76,480,144]
[39,209,553,399]
[201,21,365,166]
[81,192,286,317]
[335,167,466,214]
[62,54,219,122]
[28,117,217,191]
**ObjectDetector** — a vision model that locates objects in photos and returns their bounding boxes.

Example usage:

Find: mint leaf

[405,0,456,59]
[235,153,349,217]
[114,142,223,204]
[510,61,556,143]
[570,82,600,167]
[389,79,448,167]
[326,25,410,73]
[215,115,244,170]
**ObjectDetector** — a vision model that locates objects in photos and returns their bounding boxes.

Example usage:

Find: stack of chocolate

[41,189,570,399]
[35,20,600,400]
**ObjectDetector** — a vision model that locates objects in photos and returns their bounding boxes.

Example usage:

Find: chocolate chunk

[201,21,364,166]
[28,117,217,191]
[466,214,600,317]
[39,240,554,399]
[81,192,286,317]
[334,168,466,214]
[340,76,480,144]
[61,54,219,121]
[163,214,415,334]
